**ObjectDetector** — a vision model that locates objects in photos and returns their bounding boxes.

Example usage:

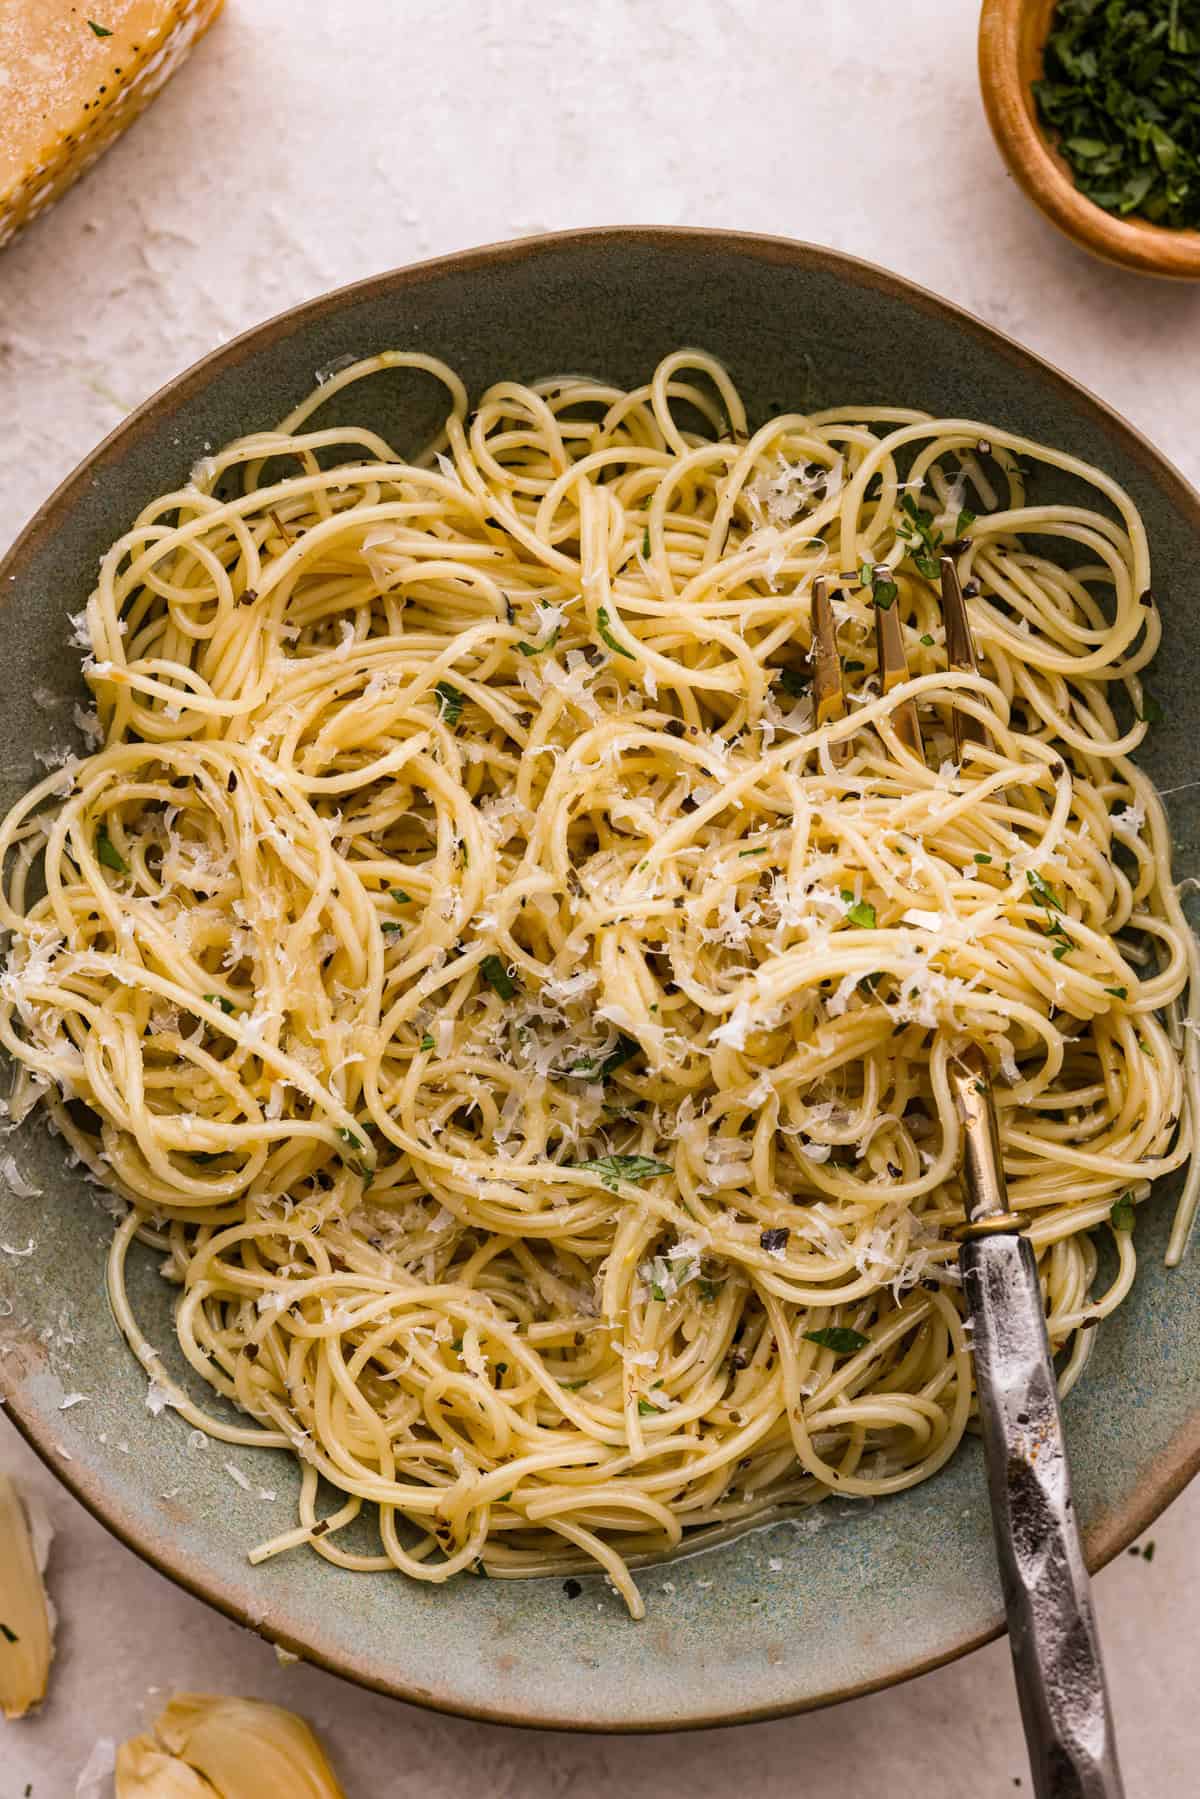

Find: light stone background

[3,2,1200,1792]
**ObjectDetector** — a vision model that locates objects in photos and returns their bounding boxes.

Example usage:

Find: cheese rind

[0,0,225,250]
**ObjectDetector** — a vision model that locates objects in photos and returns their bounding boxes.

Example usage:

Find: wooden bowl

[979,0,1200,279]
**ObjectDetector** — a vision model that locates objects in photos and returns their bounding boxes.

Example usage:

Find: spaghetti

[1,350,1195,1617]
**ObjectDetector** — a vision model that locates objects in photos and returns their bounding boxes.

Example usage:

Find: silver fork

[810,559,1125,1799]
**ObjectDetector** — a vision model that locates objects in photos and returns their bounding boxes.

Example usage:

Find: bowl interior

[2,230,1200,1730]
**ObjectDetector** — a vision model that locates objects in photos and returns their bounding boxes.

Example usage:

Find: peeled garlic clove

[117,1693,346,1798]
[0,1474,54,1719]
[115,1736,216,1796]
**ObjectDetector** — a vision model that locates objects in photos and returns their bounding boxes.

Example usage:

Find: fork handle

[963,1233,1125,1799]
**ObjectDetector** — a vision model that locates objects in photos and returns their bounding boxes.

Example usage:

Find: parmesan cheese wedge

[0,0,225,250]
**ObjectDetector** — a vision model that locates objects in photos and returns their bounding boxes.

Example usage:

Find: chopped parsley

[804,1326,870,1354]
[390,888,412,903]
[1139,692,1165,726]
[202,993,235,1015]
[896,493,943,580]
[1027,868,1065,912]
[516,627,561,656]
[480,953,516,999]
[335,1126,371,1176]
[956,507,976,535]
[96,829,127,873]
[739,845,768,857]
[87,18,113,34]
[974,852,992,864]
[569,1034,640,1078]
[776,666,810,698]
[574,1153,672,1191]
[697,1277,725,1302]
[1111,1192,1136,1233]
[868,568,899,610]
[0,1621,18,1642]
[434,680,464,725]
[637,1396,663,1415]
[1105,985,1128,1000]
[642,527,651,557]
[920,632,935,646]
[841,889,877,929]
[596,606,634,658]
[419,1033,435,1051]
[1034,0,1200,231]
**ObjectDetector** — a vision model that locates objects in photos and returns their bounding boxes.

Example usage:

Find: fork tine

[873,567,925,764]
[811,576,848,766]
[940,552,983,763]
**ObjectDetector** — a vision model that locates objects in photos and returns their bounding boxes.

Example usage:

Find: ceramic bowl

[2,229,1199,1731]
[978,0,1200,279]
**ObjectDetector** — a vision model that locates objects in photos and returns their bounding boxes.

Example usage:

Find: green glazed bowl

[2,229,1198,1731]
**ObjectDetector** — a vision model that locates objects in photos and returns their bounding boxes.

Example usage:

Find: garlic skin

[0,1474,54,1719]
[115,1693,347,1797]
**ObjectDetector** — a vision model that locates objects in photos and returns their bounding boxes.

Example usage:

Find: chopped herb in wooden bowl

[1034,0,1200,229]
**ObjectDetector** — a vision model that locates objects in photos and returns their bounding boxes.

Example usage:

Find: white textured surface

[2,1,1199,1792]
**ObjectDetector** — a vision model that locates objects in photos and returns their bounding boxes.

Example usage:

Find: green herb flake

[637,1396,663,1415]
[574,1153,672,1192]
[642,527,651,557]
[804,1326,870,1354]
[0,1621,19,1643]
[335,1125,371,1178]
[480,953,516,999]
[516,626,561,657]
[973,852,992,864]
[870,570,899,610]
[419,1033,435,1051]
[1027,868,1064,912]
[840,889,877,929]
[955,508,976,535]
[776,666,810,697]
[920,632,935,646]
[96,829,127,873]
[203,993,235,1016]
[1105,985,1128,1000]
[434,680,464,725]
[596,606,634,658]
[390,888,412,904]
[895,493,944,580]
[88,18,113,34]
[1111,1193,1136,1233]
[739,845,768,857]
[1139,693,1165,726]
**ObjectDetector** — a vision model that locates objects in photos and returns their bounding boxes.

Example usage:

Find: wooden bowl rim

[978,0,1200,279]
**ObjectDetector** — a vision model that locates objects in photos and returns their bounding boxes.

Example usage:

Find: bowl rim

[978,0,1200,278]
[4,224,1200,1731]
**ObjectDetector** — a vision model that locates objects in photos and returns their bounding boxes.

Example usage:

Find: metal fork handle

[964,1233,1125,1799]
